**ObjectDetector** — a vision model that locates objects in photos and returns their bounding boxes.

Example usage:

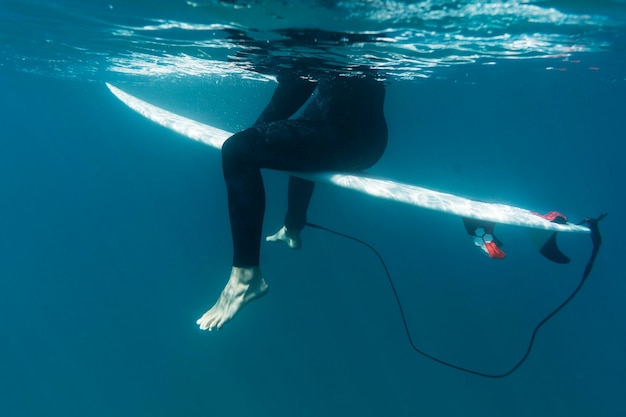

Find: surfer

[196,70,388,330]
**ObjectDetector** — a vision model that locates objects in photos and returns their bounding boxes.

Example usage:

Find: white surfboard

[106,82,590,260]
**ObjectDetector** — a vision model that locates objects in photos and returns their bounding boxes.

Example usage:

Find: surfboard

[106,82,590,261]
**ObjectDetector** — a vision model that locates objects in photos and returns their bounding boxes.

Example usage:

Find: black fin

[539,232,570,264]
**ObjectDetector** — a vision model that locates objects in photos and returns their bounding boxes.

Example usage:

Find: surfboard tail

[463,211,573,263]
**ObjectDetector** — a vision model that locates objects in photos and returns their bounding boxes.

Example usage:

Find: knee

[222,128,259,171]
[222,131,244,163]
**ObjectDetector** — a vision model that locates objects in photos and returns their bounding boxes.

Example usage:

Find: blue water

[1,1,625,416]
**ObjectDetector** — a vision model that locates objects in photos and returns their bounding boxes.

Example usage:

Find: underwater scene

[1,1,625,416]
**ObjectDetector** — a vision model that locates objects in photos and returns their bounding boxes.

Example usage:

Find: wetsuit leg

[222,121,325,267]
[222,129,266,268]
[221,119,384,267]
[284,176,315,231]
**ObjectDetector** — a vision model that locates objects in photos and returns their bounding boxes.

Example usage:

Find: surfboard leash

[305,212,606,378]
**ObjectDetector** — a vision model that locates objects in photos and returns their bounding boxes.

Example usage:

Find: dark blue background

[1,24,625,417]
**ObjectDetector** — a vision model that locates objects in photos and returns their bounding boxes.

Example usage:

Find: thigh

[224,120,346,172]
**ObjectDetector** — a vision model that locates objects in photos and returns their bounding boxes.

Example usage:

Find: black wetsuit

[222,72,388,267]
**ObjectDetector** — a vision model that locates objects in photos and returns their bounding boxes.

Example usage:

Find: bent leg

[220,122,333,265]
[266,176,313,249]
[221,129,266,267]
[285,176,315,231]
[222,121,337,265]
[200,122,333,330]
[201,119,384,330]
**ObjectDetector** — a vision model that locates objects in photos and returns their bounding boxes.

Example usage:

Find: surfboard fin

[528,212,571,264]
[462,218,506,259]
[463,212,573,263]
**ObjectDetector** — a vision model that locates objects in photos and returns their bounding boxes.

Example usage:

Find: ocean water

[1,1,625,416]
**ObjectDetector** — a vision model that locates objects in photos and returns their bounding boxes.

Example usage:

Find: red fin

[537,211,568,224]
[485,241,506,259]
[462,218,506,260]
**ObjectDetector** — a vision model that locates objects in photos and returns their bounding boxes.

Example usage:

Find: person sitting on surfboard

[196,69,388,331]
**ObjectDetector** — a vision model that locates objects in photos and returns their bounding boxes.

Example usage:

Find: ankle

[284,226,301,239]
[231,266,261,284]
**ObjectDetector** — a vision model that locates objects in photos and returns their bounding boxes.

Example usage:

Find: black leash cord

[305,213,606,378]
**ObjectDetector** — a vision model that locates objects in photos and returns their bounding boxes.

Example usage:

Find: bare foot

[196,266,269,331]
[266,225,302,249]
